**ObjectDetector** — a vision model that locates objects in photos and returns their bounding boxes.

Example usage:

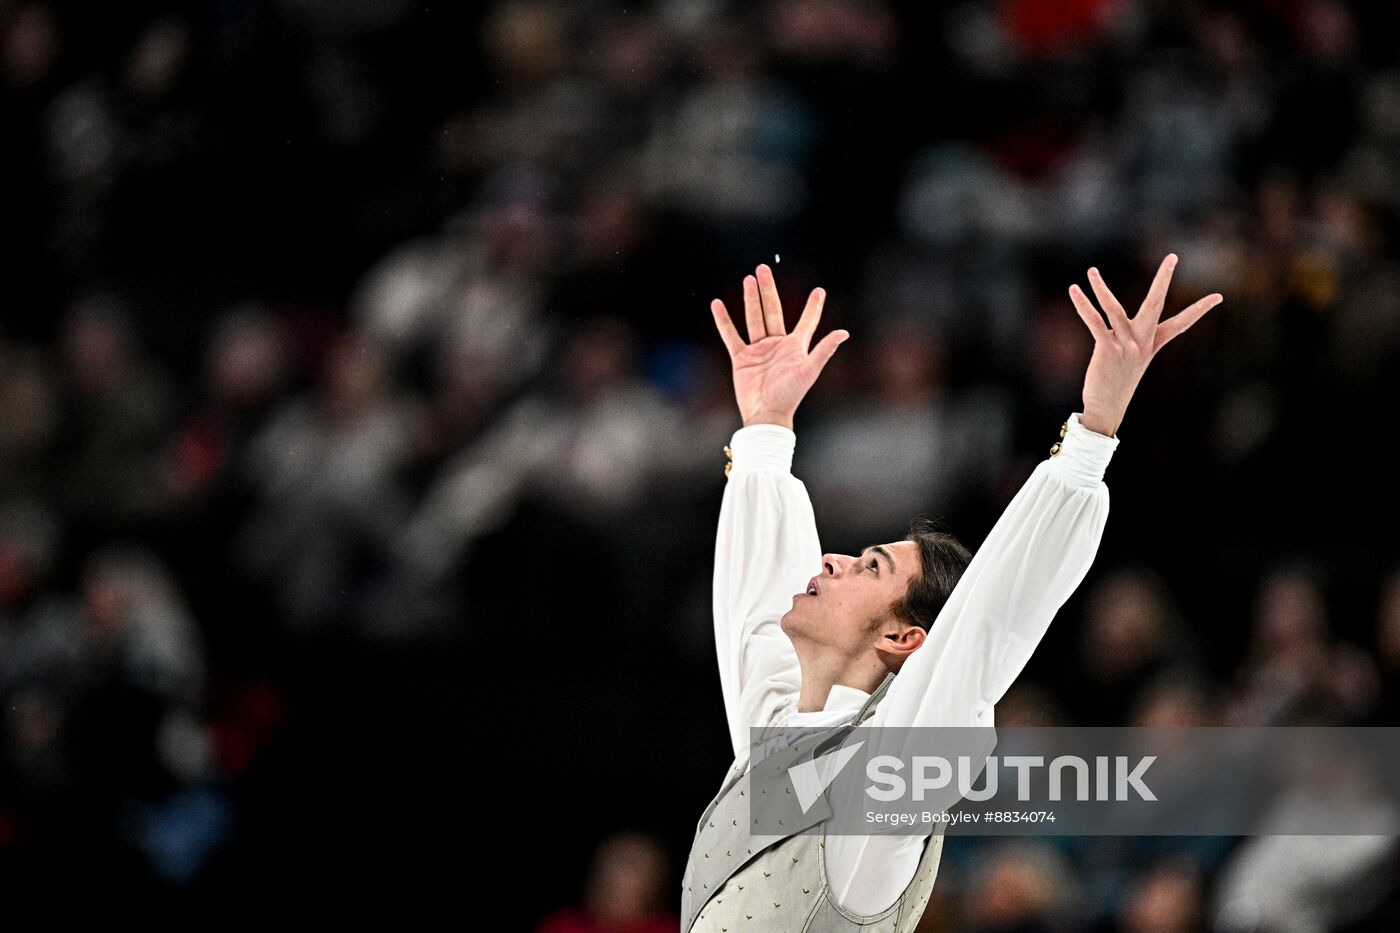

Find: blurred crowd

[1,0,1398,927]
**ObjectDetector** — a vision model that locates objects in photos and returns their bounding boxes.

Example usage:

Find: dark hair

[891,517,972,633]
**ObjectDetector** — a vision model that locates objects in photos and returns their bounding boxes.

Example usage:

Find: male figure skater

[682,256,1221,932]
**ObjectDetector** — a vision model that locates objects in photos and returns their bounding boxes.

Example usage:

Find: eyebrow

[864,545,897,575]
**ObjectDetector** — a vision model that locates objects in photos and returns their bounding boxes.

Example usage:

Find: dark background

[0,0,1398,928]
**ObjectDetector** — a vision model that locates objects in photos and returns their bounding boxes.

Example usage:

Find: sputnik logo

[787,741,866,814]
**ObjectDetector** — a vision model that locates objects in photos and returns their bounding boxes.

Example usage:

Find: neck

[794,650,889,713]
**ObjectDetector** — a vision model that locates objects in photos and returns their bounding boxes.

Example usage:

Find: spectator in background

[1229,567,1378,725]
[885,145,1038,368]
[237,334,425,632]
[170,305,291,502]
[397,315,684,584]
[800,322,1009,547]
[67,547,213,850]
[77,548,204,706]
[1113,860,1203,933]
[642,20,813,233]
[535,831,677,933]
[1129,675,1214,728]
[1070,568,1199,724]
[0,501,79,701]
[1212,831,1398,933]
[351,207,554,394]
[959,841,1080,933]
[0,339,61,500]
[0,504,80,839]
[56,298,176,530]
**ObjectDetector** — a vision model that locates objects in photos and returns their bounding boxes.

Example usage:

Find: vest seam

[815,822,904,925]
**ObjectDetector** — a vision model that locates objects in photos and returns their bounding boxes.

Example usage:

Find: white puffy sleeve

[826,411,1120,917]
[712,424,822,760]
[872,410,1119,731]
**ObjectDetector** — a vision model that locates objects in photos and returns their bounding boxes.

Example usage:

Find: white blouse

[710,411,1119,916]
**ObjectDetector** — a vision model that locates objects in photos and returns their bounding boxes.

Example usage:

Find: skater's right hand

[709,263,848,430]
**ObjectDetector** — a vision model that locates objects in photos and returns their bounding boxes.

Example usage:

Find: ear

[874,623,925,664]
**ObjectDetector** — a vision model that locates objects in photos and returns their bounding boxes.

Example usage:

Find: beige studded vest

[681,673,945,933]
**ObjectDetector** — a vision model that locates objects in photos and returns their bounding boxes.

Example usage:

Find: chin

[780,603,816,639]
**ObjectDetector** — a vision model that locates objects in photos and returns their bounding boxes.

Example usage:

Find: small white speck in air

[775,254,780,263]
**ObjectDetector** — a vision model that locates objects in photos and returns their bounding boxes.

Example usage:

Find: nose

[822,553,846,577]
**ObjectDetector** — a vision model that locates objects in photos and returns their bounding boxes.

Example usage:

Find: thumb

[804,329,849,380]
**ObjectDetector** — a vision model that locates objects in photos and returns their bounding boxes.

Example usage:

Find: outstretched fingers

[1069,284,1111,342]
[802,328,849,383]
[1153,293,1223,355]
[1139,253,1179,328]
[1087,267,1133,336]
[793,287,827,352]
[756,264,786,337]
[710,299,745,358]
[742,274,765,342]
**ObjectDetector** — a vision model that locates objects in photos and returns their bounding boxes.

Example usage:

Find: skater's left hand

[1068,253,1222,437]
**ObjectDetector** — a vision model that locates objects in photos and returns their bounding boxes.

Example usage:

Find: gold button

[1059,421,1068,439]
[724,444,733,476]
[1050,442,1062,456]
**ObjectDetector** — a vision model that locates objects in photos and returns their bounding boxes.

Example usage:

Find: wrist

[742,410,795,431]
[1079,408,1122,438]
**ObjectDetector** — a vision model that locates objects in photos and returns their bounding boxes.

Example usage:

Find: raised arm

[870,411,1117,730]
[827,254,1222,919]
[874,253,1222,728]
[710,264,848,758]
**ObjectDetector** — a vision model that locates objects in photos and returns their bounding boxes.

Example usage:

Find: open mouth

[806,576,820,597]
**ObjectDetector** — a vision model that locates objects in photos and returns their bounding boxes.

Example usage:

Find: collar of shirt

[824,684,871,711]
[752,685,876,769]
[784,683,872,727]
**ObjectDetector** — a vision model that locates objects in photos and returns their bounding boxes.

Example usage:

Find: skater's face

[782,540,925,659]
